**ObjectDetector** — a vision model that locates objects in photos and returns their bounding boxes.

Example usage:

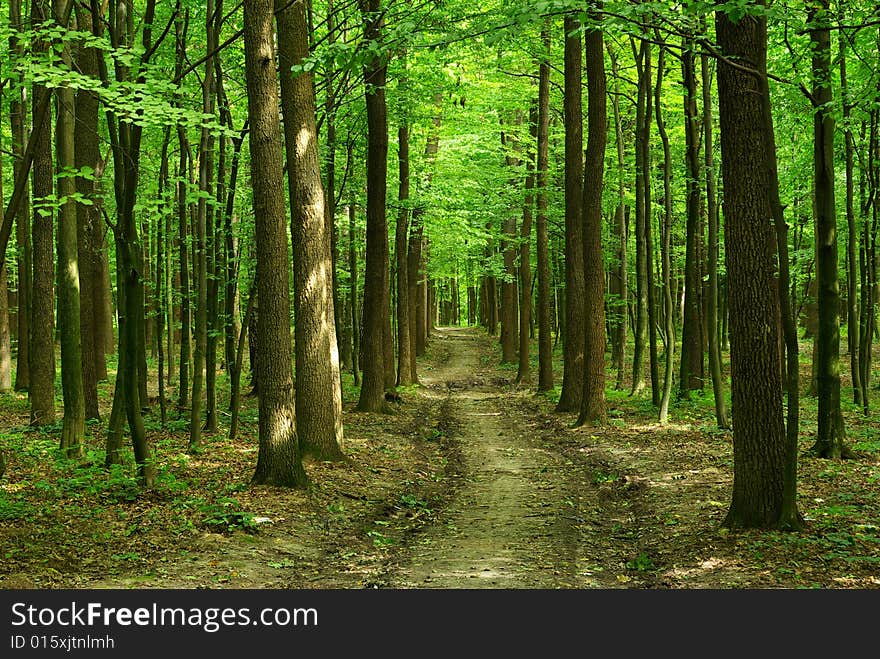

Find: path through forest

[384,327,616,588]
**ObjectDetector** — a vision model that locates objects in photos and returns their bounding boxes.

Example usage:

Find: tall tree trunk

[165,191,175,386]
[809,1,851,459]
[190,0,215,449]
[609,44,627,392]
[204,69,222,434]
[244,0,308,487]
[396,100,414,386]
[680,35,705,397]
[408,97,442,367]
[701,36,729,429]
[204,6,227,434]
[631,38,649,398]
[324,0,344,376]
[577,14,607,424]
[55,0,86,458]
[0,100,11,393]
[95,0,158,487]
[642,38,660,406]
[222,120,247,402]
[517,101,537,385]
[536,25,553,392]
[839,25,860,407]
[858,114,875,413]
[9,0,31,393]
[156,130,171,425]
[655,42,675,425]
[409,215,426,357]
[356,0,391,413]
[176,15,191,411]
[276,0,345,460]
[500,113,520,365]
[73,4,101,419]
[716,3,799,529]
[349,200,360,385]
[29,0,56,427]
[557,14,585,408]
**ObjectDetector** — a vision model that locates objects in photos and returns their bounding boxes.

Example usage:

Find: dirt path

[385,327,606,588]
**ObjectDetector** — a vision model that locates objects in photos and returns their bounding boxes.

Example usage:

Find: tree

[243,0,308,487]
[0,93,10,393]
[29,0,56,427]
[608,43,628,392]
[701,22,729,429]
[276,0,345,461]
[176,14,192,412]
[356,0,392,413]
[73,4,103,420]
[808,0,852,460]
[535,23,554,393]
[517,100,537,386]
[655,40,675,424]
[576,11,607,425]
[395,68,415,386]
[9,0,31,394]
[189,0,216,451]
[54,0,86,459]
[679,32,705,398]
[715,1,800,529]
[555,14,584,409]
[500,111,521,366]
[630,36,651,399]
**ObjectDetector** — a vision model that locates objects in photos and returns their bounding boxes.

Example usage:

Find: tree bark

[9,0,31,394]
[348,200,360,385]
[500,111,521,366]
[839,29,860,407]
[190,0,215,450]
[55,0,86,458]
[156,129,171,425]
[701,35,729,429]
[642,38,660,406]
[356,0,391,413]
[243,0,308,486]
[680,35,705,397]
[631,38,650,398]
[608,44,627,392]
[535,26,553,392]
[517,101,537,385]
[408,96,442,366]
[176,15,191,411]
[0,100,11,393]
[396,106,414,386]
[576,16,607,424]
[276,0,345,460]
[556,16,588,412]
[73,4,102,419]
[29,0,56,427]
[324,0,344,377]
[716,3,798,529]
[808,1,851,459]
[655,42,675,425]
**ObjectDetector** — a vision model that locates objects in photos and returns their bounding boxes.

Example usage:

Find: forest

[0,0,878,590]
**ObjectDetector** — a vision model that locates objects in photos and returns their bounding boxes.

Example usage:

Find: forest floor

[1,326,879,589]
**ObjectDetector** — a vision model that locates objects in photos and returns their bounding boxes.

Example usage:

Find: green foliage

[199,497,259,534]
[626,553,656,572]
